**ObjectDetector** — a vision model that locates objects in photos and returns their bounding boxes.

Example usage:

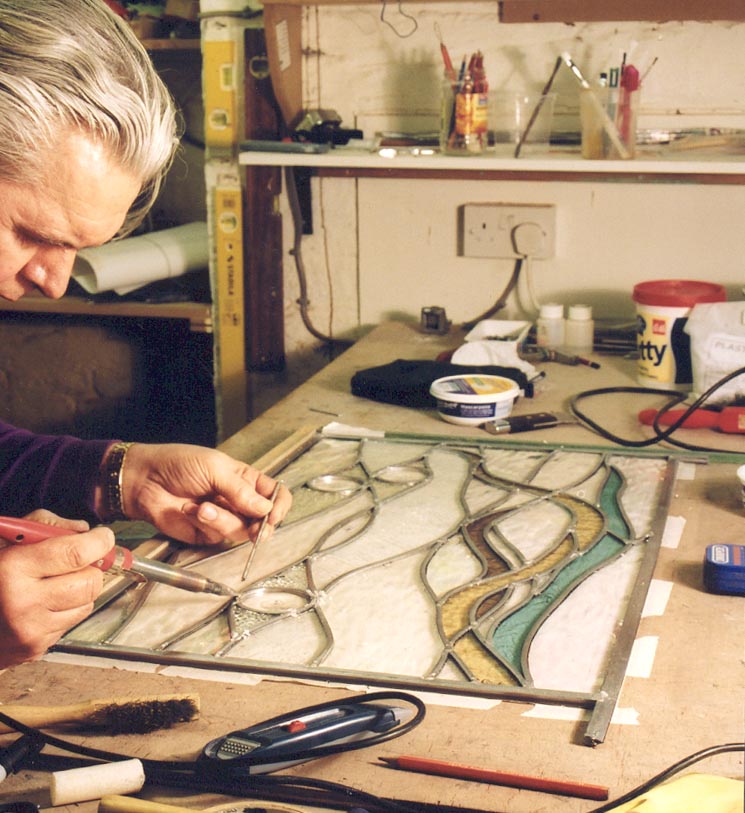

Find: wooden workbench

[0,321,743,813]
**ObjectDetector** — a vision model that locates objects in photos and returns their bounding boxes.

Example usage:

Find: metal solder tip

[205,580,237,597]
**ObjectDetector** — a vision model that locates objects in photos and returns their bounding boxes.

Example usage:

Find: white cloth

[452,339,537,378]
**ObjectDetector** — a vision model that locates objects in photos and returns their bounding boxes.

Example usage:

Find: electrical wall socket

[459,203,556,260]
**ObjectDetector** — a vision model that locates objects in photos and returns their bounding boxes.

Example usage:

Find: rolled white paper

[72,222,208,295]
[50,758,145,805]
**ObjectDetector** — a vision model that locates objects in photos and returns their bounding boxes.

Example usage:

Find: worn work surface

[0,322,743,812]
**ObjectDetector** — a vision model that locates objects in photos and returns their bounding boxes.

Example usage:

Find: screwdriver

[0,516,236,597]
[638,406,745,434]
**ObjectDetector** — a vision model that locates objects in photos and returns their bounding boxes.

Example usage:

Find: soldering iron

[0,516,235,597]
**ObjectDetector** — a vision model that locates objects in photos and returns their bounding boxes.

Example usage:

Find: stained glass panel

[58,432,676,745]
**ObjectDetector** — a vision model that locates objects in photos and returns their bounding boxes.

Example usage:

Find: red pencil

[379,755,609,801]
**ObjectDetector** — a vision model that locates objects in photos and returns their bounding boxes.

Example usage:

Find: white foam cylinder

[50,758,145,805]
[72,222,208,295]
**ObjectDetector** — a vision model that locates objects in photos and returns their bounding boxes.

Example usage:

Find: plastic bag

[685,301,745,406]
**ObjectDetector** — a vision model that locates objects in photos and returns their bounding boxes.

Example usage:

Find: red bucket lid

[632,280,726,307]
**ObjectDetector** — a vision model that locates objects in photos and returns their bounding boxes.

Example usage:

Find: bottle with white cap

[536,302,565,348]
[564,304,594,353]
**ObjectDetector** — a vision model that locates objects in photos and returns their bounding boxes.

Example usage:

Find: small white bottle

[536,303,565,348]
[564,304,595,353]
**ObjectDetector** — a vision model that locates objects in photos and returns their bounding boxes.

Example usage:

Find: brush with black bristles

[0,693,200,735]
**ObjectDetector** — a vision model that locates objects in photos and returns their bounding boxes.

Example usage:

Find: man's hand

[0,514,114,668]
[116,443,292,546]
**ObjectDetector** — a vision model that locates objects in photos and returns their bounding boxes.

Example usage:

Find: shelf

[239,146,745,184]
[259,0,745,18]
[498,0,745,22]
[0,296,213,333]
[141,38,200,51]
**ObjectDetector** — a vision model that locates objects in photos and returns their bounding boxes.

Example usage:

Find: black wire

[0,691,426,812]
[0,691,424,770]
[26,755,423,813]
[379,0,418,38]
[198,691,426,768]
[587,742,744,813]
[141,767,424,813]
[570,364,745,455]
[3,704,741,813]
[570,386,688,448]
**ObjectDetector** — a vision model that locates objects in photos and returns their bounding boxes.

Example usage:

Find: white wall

[277,5,745,355]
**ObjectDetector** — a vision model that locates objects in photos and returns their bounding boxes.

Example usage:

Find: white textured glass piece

[530,450,603,490]
[426,535,483,597]
[494,499,573,563]
[528,544,645,692]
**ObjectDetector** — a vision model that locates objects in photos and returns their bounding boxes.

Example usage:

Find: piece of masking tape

[661,515,685,549]
[521,705,640,726]
[50,758,145,806]
[642,579,673,617]
[625,635,659,679]
[675,461,697,481]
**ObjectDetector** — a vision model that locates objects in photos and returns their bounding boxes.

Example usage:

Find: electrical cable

[587,742,744,813]
[521,253,541,315]
[0,692,426,813]
[0,711,741,812]
[462,256,523,331]
[379,0,418,38]
[570,364,745,455]
[511,221,546,317]
[28,756,424,813]
[284,166,353,350]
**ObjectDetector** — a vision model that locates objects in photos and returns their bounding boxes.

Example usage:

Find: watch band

[104,441,134,521]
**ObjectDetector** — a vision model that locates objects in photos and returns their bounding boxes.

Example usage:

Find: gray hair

[0,0,180,235]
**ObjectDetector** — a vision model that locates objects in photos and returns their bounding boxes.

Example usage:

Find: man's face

[0,132,141,300]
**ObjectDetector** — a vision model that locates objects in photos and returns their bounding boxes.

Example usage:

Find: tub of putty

[430,374,520,426]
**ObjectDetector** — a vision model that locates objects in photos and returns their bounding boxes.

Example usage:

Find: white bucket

[430,374,520,426]
[632,280,726,391]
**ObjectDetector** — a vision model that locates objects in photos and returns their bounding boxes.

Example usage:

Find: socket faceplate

[459,203,556,259]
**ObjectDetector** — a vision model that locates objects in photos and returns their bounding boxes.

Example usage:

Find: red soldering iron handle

[0,516,124,571]
[0,516,72,545]
[638,408,719,429]
[638,406,745,433]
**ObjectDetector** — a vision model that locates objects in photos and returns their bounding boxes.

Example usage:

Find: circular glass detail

[236,587,314,615]
[375,465,427,485]
[308,474,364,495]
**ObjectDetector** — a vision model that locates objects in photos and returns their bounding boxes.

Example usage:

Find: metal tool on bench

[199,692,425,775]
[483,411,577,435]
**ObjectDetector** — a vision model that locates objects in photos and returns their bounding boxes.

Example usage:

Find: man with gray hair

[0,0,291,669]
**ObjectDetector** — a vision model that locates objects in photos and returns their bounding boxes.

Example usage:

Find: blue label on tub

[438,400,497,418]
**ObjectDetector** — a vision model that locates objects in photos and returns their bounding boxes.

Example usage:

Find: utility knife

[482,411,576,434]
[200,700,410,774]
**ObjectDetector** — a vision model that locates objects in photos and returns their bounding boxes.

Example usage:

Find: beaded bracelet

[104,441,134,521]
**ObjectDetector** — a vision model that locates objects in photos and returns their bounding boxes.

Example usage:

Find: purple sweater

[0,421,112,522]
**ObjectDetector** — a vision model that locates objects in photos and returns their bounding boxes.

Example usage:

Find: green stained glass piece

[489,535,625,677]
[600,467,631,540]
